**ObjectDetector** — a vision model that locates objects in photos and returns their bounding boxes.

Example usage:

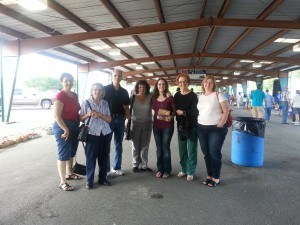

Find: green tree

[24,76,77,91]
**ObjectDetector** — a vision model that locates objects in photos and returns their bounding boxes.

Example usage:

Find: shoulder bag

[124,95,135,140]
[78,100,92,142]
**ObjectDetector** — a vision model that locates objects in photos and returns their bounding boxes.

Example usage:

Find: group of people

[248,84,300,125]
[52,70,230,191]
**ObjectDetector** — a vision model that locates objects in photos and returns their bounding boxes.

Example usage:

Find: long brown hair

[153,78,169,98]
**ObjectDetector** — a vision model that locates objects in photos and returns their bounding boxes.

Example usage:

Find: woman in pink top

[152,78,175,178]
[53,73,81,191]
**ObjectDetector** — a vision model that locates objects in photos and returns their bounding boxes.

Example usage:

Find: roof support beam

[3,18,300,55]
[88,52,299,70]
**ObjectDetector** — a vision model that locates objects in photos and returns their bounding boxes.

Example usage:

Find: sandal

[162,173,170,179]
[156,172,162,178]
[208,180,220,187]
[203,178,212,185]
[59,183,74,191]
[66,174,82,180]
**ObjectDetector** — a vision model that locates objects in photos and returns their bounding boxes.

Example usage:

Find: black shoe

[86,183,93,189]
[141,167,153,172]
[132,167,139,172]
[98,180,111,186]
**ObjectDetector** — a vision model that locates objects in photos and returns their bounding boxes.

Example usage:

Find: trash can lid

[233,117,265,122]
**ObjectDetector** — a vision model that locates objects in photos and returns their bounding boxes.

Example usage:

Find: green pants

[177,127,198,175]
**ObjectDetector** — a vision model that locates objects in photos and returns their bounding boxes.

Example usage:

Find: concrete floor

[0,107,299,225]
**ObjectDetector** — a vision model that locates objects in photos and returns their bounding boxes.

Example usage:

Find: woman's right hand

[61,128,69,140]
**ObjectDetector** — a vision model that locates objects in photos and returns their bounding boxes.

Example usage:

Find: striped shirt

[80,97,111,136]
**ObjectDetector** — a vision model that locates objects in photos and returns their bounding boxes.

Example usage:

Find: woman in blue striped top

[80,83,112,189]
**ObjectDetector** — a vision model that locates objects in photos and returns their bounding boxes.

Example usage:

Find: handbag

[72,161,86,175]
[216,92,233,127]
[78,100,92,142]
[124,95,135,140]
[178,116,189,141]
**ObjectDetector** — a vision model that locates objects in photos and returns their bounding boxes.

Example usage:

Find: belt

[112,114,124,117]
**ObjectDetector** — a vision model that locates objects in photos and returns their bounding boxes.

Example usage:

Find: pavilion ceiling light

[293,44,300,52]
[17,0,47,10]
[233,71,240,75]
[108,49,121,56]
[240,59,255,63]
[115,42,139,48]
[141,62,155,65]
[223,77,228,80]
[147,73,153,76]
[260,61,273,64]
[135,65,143,70]
[274,38,299,43]
[253,63,262,68]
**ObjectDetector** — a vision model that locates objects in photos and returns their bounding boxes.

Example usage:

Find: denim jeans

[153,126,174,174]
[281,101,289,123]
[197,124,228,179]
[265,107,272,121]
[107,116,125,170]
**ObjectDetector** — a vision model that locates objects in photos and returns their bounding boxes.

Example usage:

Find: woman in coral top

[53,73,81,191]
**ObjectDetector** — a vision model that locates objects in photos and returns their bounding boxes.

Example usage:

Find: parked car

[12,89,59,109]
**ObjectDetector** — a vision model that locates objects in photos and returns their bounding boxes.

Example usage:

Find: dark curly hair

[153,78,169,98]
[134,79,150,94]
[60,73,74,82]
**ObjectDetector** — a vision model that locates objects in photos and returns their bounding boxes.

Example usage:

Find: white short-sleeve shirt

[197,92,226,125]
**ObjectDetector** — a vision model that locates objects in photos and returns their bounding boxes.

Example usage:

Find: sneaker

[295,122,299,126]
[177,172,187,177]
[132,167,139,172]
[187,175,193,181]
[111,168,124,176]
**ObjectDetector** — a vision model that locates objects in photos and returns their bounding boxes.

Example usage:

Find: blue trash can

[231,117,266,167]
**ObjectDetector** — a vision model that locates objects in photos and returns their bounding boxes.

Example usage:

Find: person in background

[264,89,276,122]
[80,83,112,189]
[242,94,248,109]
[236,92,242,108]
[53,73,81,191]
[152,78,175,178]
[250,84,266,118]
[291,90,300,126]
[174,74,198,181]
[104,69,130,176]
[131,80,153,172]
[274,91,281,114]
[222,89,230,102]
[197,75,229,187]
[280,86,290,124]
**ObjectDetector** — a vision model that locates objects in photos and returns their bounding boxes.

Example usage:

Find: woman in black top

[174,74,199,181]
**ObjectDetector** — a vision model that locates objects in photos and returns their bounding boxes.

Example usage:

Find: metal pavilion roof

[0,0,300,86]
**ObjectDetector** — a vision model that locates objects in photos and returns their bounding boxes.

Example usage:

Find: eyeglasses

[178,81,187,84]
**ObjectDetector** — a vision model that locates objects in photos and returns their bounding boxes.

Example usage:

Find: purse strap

[129,95,135,117]
[85,100,92,126]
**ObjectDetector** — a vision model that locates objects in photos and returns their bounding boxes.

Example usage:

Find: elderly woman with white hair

[80,83,112,189]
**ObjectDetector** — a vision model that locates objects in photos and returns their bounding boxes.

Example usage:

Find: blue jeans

[265,107,272,121]
[281,101,289,123]
[153,126,174,174]
[197,124,228,179]
[107,116,125,170]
